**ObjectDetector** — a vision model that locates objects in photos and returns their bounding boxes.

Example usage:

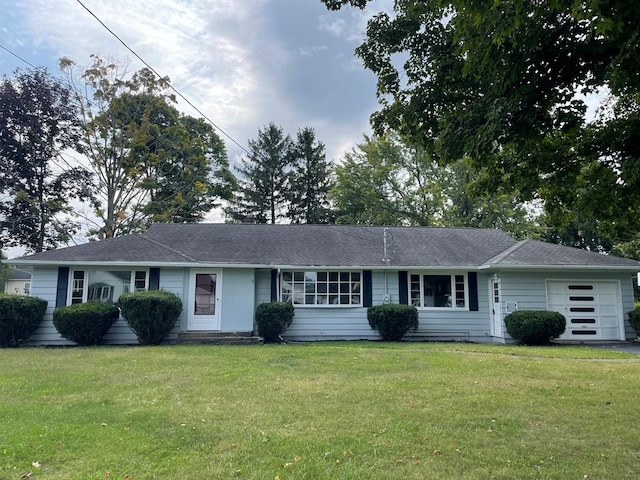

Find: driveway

[585,342,640,354]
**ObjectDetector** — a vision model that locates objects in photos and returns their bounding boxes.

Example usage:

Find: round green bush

[255,302,294,343]
[118,290,182,345]
[504,310,566,345]
[0,294,48,347]
[367,304,419,341]
[53,301,120,346]
[628,307,640,336]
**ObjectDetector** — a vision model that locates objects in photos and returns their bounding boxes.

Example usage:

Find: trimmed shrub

[255,302,294,343]
[53,302,120,346]
[504,310,566,345]
[628,307,640,336]
[118,290,182,345]
[0,294,48,347]
[367,304,419,341]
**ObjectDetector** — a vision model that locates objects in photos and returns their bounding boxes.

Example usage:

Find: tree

[227,123,293,224]
[321,0,640,247]
[60,55,234,238]
[330,134,538,238]
[286,127,333,224]
[0,251,11,289]
[331,134,446,226]
[0,68,91,252]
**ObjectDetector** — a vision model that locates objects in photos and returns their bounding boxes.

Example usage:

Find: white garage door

[546,280,623,341]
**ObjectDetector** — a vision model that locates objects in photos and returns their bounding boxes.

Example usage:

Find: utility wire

[0,44,42,70]
[75,0,253,158]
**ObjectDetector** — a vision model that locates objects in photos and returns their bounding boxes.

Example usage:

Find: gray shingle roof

[13,234,195,263]
[483,239,640,268]
[142,224,517,267]
[10,224,640,270]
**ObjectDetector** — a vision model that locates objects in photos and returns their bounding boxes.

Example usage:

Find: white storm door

[188,270,222,331]
[490,279,503,337]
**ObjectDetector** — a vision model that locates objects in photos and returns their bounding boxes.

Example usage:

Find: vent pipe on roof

[243,215,257,224]
[382,227,390,264]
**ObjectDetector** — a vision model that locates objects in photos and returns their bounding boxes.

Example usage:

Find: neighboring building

[8,224,640,346]
[4,268,31,295]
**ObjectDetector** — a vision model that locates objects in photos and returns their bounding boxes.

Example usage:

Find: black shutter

[56,267,69,307]
[270,269,278,302]
[149,268,160,290]
[468,272,478,311]
[363,270,373,307]
[398,271,409,305]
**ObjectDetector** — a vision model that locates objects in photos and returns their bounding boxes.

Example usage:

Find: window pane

[134,270,147,291]
[71,270,85,304]
[317,283,327,293]
[87,270,131,305]
[424,275,452,308]
[317,272,327,282]
[294,272,305,282]
[329,272,338,281]
[282,272,292,282]
[340,283,349,293]
[340,272,349,281]
[339,295,349,304]
[351,272,360,282]
[454,274,465,307]
[194,274,216,315]
[329,283,338,293]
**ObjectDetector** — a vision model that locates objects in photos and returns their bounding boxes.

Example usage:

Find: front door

[188,270,222,330]
[490,278,502,337]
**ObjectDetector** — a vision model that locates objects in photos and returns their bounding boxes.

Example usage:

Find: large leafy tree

[227,123,293,224]
[321,0,640,248]
[61,55,234,238]
[331,134,538,238]
[286,127,333,224]
[0,68,91,252]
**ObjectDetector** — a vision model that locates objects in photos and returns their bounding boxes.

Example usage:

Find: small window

[409,273,468,309]
[71,271,85,304]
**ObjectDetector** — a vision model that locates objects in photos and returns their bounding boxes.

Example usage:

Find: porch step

[176,331,263,345]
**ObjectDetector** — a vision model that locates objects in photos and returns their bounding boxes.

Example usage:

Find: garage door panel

[547,280,622,341]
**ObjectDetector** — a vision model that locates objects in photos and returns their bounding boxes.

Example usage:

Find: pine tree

[227,123,293,223]
[286,127,333,224]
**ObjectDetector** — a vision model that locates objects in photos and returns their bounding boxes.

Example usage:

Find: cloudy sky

[0,0,396,257]
[0,0,391,163]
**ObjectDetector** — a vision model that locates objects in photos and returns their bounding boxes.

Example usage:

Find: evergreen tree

[227,123,293,224]
[286,127,333,224]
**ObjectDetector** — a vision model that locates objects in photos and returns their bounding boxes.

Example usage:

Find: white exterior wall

[498,270,637,341]
[409,272,492,342]
[219,269,255,332]
[23,267,69,345]
[273,270,493,342]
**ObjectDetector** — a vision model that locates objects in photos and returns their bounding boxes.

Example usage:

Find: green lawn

[2,342,640,479]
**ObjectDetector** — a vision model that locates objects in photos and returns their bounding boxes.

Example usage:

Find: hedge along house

[8,223,640,345]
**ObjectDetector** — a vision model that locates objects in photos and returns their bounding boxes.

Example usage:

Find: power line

[74,0,253,158]
[0,44,43,71]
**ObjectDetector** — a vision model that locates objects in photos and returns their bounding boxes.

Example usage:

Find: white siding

[499,270,637,341]
[24,267,69,345]
[408,273,492,342]
[254,269,272,306]
[158,268,187,342]
[281,271,493,342]
[219,269,255,332]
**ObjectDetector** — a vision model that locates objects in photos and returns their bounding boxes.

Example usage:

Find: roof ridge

[482,239,530,266]
[140,234,198,262]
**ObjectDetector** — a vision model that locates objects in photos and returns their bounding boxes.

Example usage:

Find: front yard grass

[1,342,640,479]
